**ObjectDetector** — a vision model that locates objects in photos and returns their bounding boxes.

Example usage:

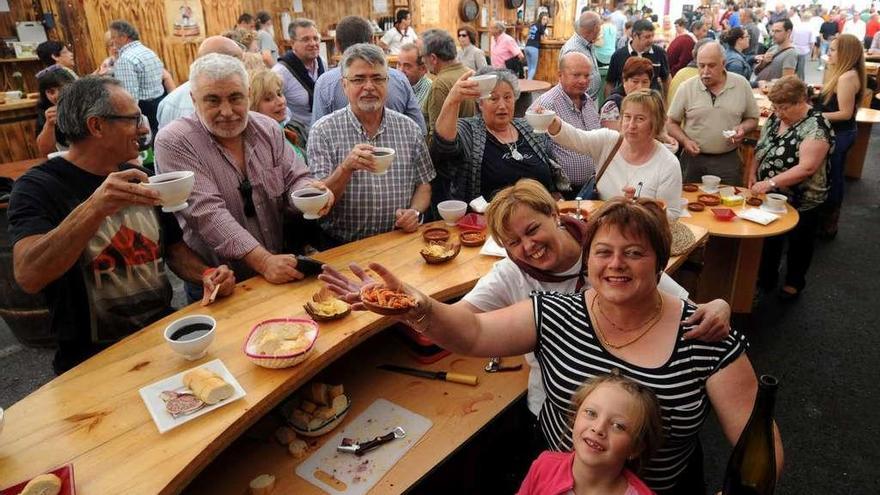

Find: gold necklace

[591,292,663,349]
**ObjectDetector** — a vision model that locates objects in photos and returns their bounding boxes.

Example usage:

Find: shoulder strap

[596,135,624,182]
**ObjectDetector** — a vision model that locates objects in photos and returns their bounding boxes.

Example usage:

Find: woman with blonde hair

[546,89,683,219]
[248,69,306,158]
[816,33,865,238]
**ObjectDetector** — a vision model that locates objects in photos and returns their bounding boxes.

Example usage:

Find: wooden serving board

[296,399,432,495]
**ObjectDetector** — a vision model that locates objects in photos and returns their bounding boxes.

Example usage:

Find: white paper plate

[139,359,246,434]
[738,208,780,225]
[479,235,507,258]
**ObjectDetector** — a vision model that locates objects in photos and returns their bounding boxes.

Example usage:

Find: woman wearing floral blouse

[749,76,833,300]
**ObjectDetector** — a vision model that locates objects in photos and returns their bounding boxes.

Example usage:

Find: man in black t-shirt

[605,19,671,99]
[7,77,235,374]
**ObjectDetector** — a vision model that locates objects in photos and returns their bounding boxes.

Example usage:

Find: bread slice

[248,473,276,495]
[20,473,61,495]
[288,438,308,459]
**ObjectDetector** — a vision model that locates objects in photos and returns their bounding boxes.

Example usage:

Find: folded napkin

[470,196,488,214]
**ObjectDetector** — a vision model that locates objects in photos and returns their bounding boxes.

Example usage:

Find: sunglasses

[239,178,256,217]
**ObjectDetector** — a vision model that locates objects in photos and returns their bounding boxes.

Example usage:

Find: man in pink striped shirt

[155,54,333,290]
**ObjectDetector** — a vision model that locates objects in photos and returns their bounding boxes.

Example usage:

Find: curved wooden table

[680,188,799,313]
[0,212,706,495]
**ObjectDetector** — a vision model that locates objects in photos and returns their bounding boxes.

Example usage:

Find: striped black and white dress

[531,291,748,493]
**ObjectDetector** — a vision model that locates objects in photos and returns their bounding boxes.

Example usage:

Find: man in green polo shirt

[667,42,759,186]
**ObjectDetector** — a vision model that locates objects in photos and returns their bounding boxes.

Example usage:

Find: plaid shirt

[154,112,313,279]
[114,41,165,101]
[412,76,432,109]
[532,84,601,186]
[308,107,435,243]
[560,35,602,102]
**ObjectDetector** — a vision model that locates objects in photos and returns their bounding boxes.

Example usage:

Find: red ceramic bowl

[711,208,737,221]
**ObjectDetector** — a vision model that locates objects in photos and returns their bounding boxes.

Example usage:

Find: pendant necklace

[492,126,522,161]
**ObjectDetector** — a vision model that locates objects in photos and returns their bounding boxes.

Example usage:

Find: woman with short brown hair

[749,75,833,299]
[600,57,654,129]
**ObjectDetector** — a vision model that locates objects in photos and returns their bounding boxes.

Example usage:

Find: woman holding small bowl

[429,67,570,204]
[748,76,833,300]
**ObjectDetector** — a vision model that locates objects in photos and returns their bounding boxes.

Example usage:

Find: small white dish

[760,203,787,215]
[739,208,780,225]
[437,200,467,226]
[164,315,216,361]
[138,359,245,434]
[144,171,195,213]
[469,195,488,214]
[291,187,330,220]
[699,185,719,194]
[525,110,556,134]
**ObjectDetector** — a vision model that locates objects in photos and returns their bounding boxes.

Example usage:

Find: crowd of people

[11,1,877,492]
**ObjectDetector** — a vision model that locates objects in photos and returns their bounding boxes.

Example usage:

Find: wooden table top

[679,188,799,239]
[0,188,709,494]
[518,79,552,93]
[0,98,37,112]
[0,157,42,180]
[187,330,528,495]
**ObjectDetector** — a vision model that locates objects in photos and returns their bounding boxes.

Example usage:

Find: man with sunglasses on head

[7,77,236,375]
[155,54,333,293]
[307,43,434,248]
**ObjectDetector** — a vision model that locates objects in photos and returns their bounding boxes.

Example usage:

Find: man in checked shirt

[307,43,435,247]
[155,54,333,294]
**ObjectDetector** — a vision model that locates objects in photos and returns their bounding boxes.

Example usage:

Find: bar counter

[0,210,707,494]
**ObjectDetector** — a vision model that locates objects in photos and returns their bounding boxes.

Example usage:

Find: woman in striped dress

[359,198,784,494]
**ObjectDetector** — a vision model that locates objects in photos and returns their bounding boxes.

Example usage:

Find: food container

[360,283,416,315]
[746,197,764,207]
[303,300,351,322]
[682,183,699,192]
[711,208,737,221]
[288,399,351,437]
[456,212,487,231]
[697,194,721,207]
[422,227,451,243]
[460,230,487,247]
[420,241,461,264]
[687,202,705,212]
[721,195,744,207]
[243,318,319,369]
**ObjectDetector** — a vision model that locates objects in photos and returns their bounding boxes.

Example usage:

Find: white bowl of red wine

[164,315,216,360]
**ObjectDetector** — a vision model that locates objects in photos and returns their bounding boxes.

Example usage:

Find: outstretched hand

[318,262,375,304]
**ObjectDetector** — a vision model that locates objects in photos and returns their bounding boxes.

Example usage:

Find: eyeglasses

[239,178,256,217]
[458,33,468,37]
[343,76,389,87]
[102,112,145,125]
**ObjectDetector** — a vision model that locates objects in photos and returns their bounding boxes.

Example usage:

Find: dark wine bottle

[722,374,778,495]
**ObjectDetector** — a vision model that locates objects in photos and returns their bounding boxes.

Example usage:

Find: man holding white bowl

[7,77,235,374]
[307,43,434,247]
[156,54,335,292]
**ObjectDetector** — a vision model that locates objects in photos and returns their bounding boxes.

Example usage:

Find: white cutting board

[296,398,432,495]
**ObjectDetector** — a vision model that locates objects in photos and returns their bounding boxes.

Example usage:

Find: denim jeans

[827,128,856,205]
[524,46,539,80]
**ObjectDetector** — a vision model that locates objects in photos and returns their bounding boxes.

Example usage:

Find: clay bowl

[683,183,699,193]
[422,227,451,243]
[420,241,461,264]
[303,300,352,322]
[460,230,487,247]
[359,283,416,316]
[687,202,706,212]
[697,194,721,207]
[746,197,764,207]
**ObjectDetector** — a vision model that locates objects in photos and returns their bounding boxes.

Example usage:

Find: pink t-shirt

[517,451,655,495]
[490,32,523,68]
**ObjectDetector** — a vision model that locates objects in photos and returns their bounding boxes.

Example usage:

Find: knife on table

[377,364,479,386]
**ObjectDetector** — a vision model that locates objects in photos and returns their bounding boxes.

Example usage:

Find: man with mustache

[667,42,759,186]
[307,43,434,247]
[155,53,332,293]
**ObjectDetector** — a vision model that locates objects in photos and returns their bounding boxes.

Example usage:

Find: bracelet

[202,267,216,278]
[407,298,433,333]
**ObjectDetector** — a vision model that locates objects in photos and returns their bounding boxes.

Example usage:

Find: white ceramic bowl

[164,315,216,361]
[145,171,195,212]
[701,175,721,191]
[525,110,556,134]
[471,74,498,99]
[437,200,468,226]
[371,147,396,175]
[765,192,787,211]
[291,187,330,220]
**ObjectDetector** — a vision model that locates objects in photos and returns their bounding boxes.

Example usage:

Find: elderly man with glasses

[155,54,332,292]
[307,43,435,247]
[7,76,236,375]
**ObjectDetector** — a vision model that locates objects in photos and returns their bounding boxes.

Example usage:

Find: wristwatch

[768,179,777,189]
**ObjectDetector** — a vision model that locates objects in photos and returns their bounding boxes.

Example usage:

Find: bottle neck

[752,375,778,422]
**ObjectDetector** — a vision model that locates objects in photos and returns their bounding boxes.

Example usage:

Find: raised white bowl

[164,315,216,360]
[437,200,468,226]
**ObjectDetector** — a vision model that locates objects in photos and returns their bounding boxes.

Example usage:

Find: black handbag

[576,135,623,199]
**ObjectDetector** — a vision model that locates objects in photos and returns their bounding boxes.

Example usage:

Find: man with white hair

[307,44,434,246]
[155,54,332,289]
[489,21,524,70]
[531,52,601,194]
[561,11,603,103]
[667,42,758,186]
[156,35,244,130]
